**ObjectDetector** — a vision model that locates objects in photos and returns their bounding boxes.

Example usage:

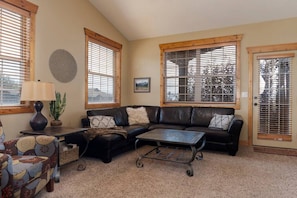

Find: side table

[20,127,88,182]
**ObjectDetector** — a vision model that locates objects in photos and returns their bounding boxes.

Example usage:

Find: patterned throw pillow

[208,114,234,130]
[89,115,116,128]
[126,107,150,125]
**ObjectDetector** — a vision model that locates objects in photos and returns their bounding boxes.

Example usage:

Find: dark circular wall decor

[49,49,77,83]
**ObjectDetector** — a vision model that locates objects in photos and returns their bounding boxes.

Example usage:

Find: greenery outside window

[0,0,37,114]
[84,28,122,109]
[159,34,242,109]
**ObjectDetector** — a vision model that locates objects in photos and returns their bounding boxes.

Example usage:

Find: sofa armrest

[228,115,244,136]
[81,117,90,128]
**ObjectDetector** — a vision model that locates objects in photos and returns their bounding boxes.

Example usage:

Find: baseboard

[253,146,297,156]
[239,140,248,146]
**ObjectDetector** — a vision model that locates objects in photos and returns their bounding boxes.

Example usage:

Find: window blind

[257,55,292,137]
[164,45,236,103]
[87,41,115,103]
[0,3,31,106]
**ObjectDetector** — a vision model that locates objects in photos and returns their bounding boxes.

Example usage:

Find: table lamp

[20,81,56,131]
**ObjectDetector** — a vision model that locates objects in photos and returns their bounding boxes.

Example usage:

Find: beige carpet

[36,145,297,198]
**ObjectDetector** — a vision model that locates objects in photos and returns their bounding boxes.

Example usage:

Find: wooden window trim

[0,0,37,115]
[84,28,122,109]
[159,34,242,109]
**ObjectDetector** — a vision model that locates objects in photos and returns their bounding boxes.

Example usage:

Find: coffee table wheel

[196,152,203,160]
[186,169,193,177]
[136,158,143,168]
[156,148,160,154]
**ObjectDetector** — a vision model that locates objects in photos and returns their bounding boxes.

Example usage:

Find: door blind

[257,54,293,140]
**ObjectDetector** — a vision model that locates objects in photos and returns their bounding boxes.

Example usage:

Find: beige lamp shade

[20,81,56,101]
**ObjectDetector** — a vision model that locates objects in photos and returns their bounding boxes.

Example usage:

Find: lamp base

[30,101,48,131]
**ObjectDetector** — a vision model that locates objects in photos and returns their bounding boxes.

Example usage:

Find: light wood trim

[160,34,242,108]
[84,31,89,109]
[247,52,254,146]
[84,27,122,109]
[257,134,292,141]
[254,146,297,156]
[247,42,297,146]
[84,28,122,50]
[160,34,243,51]
[257,53,295,60]
[247,43,297,54]
[0,0,38,13]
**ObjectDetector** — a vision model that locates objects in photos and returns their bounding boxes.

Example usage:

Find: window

[84,28,122,109]
[0,0,37,114]
[159,35,242,108]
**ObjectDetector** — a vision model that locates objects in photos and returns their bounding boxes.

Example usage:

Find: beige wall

[128,17,297,144]
[1,0,129,140]
[2,1,297,145]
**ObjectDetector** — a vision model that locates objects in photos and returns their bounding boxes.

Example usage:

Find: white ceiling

[89,0,297,41]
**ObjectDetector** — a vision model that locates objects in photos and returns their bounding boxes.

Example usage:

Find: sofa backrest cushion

[191,107,234,127]
[159,107,192,125]
[126,107,150,125]
[127,105,160,124]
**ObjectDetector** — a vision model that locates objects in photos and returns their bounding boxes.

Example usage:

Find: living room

[1,0,297,197]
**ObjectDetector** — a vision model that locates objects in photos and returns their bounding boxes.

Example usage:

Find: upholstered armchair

[0,122,58,198]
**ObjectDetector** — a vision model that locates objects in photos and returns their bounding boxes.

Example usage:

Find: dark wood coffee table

[135,129,206,176]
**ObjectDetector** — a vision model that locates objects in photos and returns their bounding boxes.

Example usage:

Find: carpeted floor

[36,145,297,198]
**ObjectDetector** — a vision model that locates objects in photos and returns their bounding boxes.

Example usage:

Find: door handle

[254,103,258,106]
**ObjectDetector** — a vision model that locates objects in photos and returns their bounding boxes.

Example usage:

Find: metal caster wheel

[136,159,143,168]
[186,170,193,177]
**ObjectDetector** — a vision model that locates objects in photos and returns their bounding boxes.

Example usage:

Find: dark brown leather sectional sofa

[66,106,244,163]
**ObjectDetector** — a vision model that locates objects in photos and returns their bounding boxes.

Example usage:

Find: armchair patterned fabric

[0,122,58,198]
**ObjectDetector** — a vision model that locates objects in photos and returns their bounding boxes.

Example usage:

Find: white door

[252,52,297,148]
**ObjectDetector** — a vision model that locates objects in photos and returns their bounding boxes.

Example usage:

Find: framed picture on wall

[134,77,151,93]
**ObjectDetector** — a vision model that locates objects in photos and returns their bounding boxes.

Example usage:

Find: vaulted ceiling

[89,0,297,41]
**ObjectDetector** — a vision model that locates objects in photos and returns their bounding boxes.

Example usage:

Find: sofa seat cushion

[8,155,51,191]
[185,127,231,143]
[124,125,148,141]
[149,124,186,130]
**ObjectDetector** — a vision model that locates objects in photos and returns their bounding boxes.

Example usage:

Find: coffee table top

[136,129,205,146]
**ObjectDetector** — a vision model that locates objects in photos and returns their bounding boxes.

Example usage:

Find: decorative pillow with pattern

[208,114,234,130]
[126,107,150,125]
[89,115,116,128]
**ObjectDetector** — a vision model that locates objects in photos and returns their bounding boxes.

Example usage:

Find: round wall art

[49,49,77,83]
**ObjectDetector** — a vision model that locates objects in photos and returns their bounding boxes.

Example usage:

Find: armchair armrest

[0,152,10,167]
[0,153,13,197]
[3,135,58,164]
